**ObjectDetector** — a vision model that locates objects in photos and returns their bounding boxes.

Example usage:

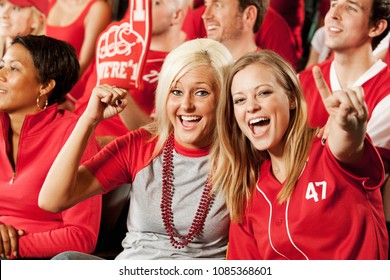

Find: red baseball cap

[7,0,48,15]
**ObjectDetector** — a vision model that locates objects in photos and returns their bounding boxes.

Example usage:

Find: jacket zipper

[9,172,15,185]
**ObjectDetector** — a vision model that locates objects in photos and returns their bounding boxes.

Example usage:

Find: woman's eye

[257,90,271,96]
[171,89,182,96]
[195,90,209,97]
[233,97,245,104]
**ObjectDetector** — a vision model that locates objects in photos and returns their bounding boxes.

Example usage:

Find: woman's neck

[268,145,287,183]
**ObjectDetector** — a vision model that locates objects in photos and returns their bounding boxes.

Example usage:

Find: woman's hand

[0,224,24,259]
[312,66,368,163]
[313,66,368,133]
[83,84,128,125]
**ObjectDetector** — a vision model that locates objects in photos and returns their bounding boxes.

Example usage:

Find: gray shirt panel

[116,151,229,260]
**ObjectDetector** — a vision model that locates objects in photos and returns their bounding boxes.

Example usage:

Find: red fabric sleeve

[17,195,101,259]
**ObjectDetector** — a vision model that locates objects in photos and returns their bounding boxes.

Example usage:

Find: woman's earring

[36,94,48,110]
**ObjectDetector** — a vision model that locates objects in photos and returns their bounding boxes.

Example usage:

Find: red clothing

[182,5,206,40]
[269,0,305,58]
[193,0,204,8]
[74,49,168,137]
[319,0,330,19]
[182,6,298,69]
[299,59,390,162]
[255,7,298,69]
[0,106,101,259]
[46,0,99,102]
[46,0,97,56]
[127,50,167,115]
[228,137,388,260]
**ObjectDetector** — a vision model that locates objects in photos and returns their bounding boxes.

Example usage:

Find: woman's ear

[40,79,56,96]
[289,96,297,109]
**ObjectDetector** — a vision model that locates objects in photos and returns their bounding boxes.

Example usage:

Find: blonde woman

[39,38,233,260]
[0,0,46,57]
[211,50,388,259]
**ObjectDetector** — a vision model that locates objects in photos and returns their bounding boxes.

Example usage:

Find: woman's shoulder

[113,127,157,152]
[87,0,112,18]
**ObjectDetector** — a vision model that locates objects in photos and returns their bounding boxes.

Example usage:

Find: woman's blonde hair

[211,50,317,223]
[144,38,233,157]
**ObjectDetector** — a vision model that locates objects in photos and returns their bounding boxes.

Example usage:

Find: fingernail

[321,137,326,145]
[13,251,17,258]
[0,254,4,258]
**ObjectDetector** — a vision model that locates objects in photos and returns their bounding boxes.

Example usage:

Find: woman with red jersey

[39,38,233,260]
[211,50,388,259]
[0,35,101,259]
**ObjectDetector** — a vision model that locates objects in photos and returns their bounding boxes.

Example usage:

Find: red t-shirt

[255,7,298,69]
[269,0,305,57]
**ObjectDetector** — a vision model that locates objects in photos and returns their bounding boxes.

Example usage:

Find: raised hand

[312,66,368,133]
[0,224,24,259]
[84,84,128,125]
[312,66,368,163]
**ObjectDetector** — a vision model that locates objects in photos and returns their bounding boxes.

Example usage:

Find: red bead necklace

[161,133,214,249]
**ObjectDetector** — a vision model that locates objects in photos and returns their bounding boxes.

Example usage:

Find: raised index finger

[312,66,331,101]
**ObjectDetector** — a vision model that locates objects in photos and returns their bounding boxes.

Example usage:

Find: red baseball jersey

[227,137,388,259]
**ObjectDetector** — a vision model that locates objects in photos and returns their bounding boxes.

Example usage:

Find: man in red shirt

[184,0,298,68]
[299,0,390,258]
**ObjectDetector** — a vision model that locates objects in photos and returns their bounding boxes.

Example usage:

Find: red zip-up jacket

[0,105,101,259]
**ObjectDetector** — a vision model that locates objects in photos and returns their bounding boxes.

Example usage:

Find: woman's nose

[246,97,260,113]
[181,94,195,111]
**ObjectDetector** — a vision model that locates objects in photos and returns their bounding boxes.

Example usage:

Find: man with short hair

[299,0,390,258]
[196,0,297,67]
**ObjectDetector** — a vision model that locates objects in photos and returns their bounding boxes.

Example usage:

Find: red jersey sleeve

[83,128,156,193]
